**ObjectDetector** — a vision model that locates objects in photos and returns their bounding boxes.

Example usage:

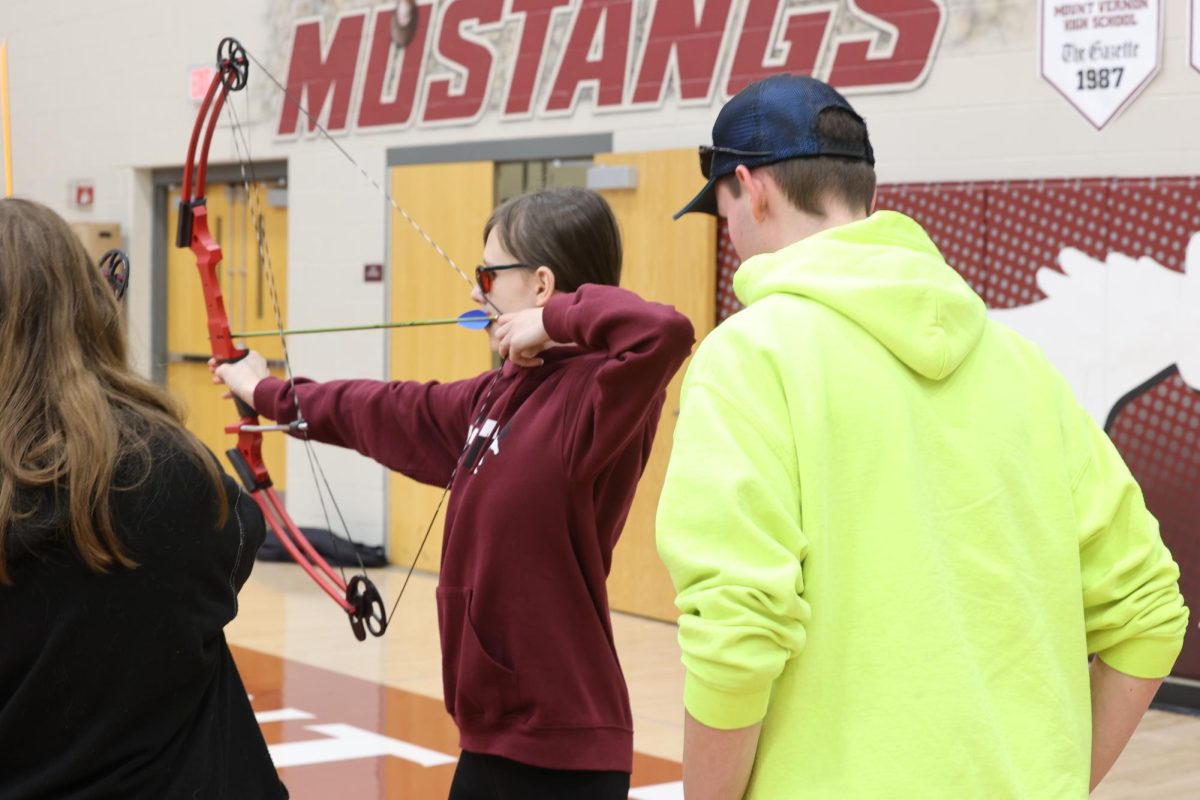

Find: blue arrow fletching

[457,309,495,330]
[457,309,493,330]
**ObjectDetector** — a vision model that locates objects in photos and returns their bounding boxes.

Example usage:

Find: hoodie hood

[733,211,987,380]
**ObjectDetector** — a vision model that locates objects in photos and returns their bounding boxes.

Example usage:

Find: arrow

[231,309,496,339]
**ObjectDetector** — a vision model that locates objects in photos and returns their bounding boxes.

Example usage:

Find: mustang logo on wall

[992,234,1200,428]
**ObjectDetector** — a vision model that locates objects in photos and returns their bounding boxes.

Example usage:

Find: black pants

[448,750,630,800]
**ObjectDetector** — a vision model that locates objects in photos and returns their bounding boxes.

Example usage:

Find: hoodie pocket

[435,586,526,721]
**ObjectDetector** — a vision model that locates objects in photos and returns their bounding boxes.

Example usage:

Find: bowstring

[389,367,503,623]
[240,48,495,299]
[226,97,366,584]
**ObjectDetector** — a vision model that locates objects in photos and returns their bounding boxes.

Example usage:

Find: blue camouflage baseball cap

[674,74,874,219]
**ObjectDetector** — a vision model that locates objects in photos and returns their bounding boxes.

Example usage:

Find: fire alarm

[70,180,95,210]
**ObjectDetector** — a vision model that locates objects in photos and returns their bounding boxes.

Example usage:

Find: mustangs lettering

[277,0,946,134]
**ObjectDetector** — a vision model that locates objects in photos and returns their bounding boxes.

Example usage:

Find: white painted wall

[862,0,1200,184]
[3,0,1197,550]
[282,143,391,544]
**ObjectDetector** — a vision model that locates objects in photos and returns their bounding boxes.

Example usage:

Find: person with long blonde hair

[0,198,286,798]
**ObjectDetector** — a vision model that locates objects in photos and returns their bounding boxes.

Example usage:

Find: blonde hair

[0,198,225,583]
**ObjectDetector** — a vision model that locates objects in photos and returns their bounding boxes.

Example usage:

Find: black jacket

[0,437,287,799]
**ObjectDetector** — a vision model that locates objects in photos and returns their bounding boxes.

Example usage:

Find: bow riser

[185,202,274,492]
[190,206,240,363]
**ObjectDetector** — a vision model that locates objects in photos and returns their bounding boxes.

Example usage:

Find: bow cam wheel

[217,37,249,91]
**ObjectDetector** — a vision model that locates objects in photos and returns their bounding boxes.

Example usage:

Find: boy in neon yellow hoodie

[658,75,1189,799]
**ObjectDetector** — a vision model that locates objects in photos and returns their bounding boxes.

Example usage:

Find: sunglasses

[475,262,531,294]
[698,145,772,180]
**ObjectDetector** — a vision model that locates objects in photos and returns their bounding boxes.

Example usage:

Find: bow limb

[177,39,385,639]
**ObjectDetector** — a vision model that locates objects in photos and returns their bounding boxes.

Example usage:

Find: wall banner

[1040,0,1161,130]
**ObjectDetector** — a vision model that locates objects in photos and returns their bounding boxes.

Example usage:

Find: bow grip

[219,350,259,420]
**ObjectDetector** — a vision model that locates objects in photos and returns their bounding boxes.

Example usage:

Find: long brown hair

[0,198,225,584]
[484,187,622,291]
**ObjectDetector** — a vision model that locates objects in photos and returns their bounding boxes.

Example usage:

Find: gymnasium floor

[228,562,1200,799]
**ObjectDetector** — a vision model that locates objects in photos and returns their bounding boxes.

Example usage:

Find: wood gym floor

[228,562,1200,799]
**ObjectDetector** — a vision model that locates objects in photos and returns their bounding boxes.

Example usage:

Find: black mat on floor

[257,527,388,568]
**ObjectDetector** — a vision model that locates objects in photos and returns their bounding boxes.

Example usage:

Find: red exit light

[188,66,216,102]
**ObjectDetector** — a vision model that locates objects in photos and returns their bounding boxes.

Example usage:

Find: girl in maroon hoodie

[214,187,695,799]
